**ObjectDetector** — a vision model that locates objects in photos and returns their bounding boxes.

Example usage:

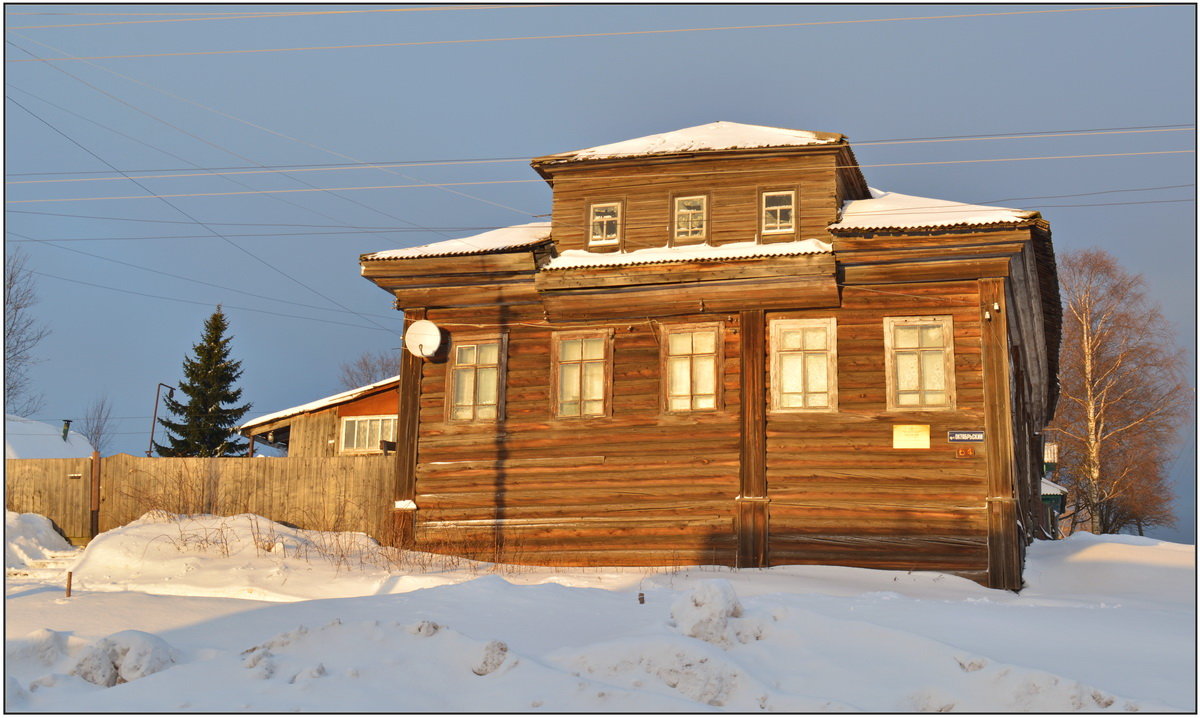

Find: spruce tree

[154,307,252,457]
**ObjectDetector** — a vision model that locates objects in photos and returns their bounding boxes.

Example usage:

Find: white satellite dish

[404,319,443,358]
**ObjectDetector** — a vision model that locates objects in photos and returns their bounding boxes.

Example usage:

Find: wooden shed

[360,122,1061,589]
[239,376,400,457]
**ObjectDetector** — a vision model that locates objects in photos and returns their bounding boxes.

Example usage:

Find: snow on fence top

[239,375,400,432]
[5,415,95,459]
[832,188,1038,232]
[536,121,843,164]
[545,238,832,271]
[361,222,552,261]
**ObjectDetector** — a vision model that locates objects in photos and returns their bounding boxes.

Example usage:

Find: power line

[9,127,1194,188]
[9,150,1193,205]
[8,5,553,30]
[4,5,1167,63]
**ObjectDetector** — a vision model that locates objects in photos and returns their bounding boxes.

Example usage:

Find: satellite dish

[404,319,443,358]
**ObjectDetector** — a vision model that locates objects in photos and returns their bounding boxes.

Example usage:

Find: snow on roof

[239,375,400,433]
[537,121,843,164]
[1041,479,1068,496]
[361,222,551,261]
[5,415,95,459]
[831,188,1038,232]
[544,238,832,271]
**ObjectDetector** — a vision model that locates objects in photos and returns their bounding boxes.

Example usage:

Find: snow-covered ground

[5,510,1194,712]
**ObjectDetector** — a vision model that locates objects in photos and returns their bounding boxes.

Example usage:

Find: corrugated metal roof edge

[829,216,1043,234]
[239,375,400,432]
[359,236,553,262]
[542,247,832,271]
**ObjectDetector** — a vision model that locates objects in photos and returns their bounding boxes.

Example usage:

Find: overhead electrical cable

[9,150,1193,205]
[8,5,553,29]
[6,95,397,333]
[4,5,1167,63]
[8,127,1194,187]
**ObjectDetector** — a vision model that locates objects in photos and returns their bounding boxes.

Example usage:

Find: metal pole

[147,383,176,456]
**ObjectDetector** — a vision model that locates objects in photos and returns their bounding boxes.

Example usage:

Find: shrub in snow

[472,640,509,676]
[69,630,176,687]
[669,579,760,648]
[5,511,73,568]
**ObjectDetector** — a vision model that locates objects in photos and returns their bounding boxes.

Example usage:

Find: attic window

[761,190,795,234]
[673,195,707,241]
[589,202,621,246]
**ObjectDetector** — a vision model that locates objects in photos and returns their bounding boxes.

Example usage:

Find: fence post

[89,451,101,539]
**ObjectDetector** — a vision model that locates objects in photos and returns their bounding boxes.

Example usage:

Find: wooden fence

[5,453,397,545]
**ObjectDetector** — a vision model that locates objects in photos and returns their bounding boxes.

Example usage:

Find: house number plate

[947,430,985,443]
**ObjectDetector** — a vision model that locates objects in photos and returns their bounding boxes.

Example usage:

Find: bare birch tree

[79,395,114,455]
[338,350,399,389]
[4,248,49,416]
[1049,249,1189,534]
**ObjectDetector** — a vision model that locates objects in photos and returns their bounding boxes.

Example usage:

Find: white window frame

[883,316,957,411]
[588,202,622,246]
[339,415,398,454]
[552,330,613,419]
[446,335,507,423]
[769,318,838,413]
[661,322,723,414]
[673,195,707,242]
[761,190,796,234]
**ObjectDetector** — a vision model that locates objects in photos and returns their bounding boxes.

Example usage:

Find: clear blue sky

[5,3,1195,542]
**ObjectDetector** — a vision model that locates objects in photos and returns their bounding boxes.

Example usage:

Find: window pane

[692,330,716,355]
[765,193,791,208]
[456,345,476,365]
[694,395,716,410]
[780,353,805,393]
[894,326,920,349]
[896,392,919,406]
[582,361,605,400]
[895,352,920,391]
[367,419,380,449]
[451,406,473,421]
[668,396,691,411]
[453,368,475,406]
[678,197,703,212]
[922,351,946,390]
[668,356,691,396]
[559,363,581,402]
[692,356,716,395]
[477,342,499,365]
[780,330,804,351]
[805,353,828,392]
[780,393,805,408]
[476,405,497,420]
[920,324,944,348]
[476,366,499,403]
[560,339,581,362]
[802,327,827,350]
[807,392,829,408]
[668,332,692,355]
[582,337,605,360]
[384,419,396,441]
[924,391,946,406]
[583,399,604,415]
[559,400,580,417]
[343,421,356,450]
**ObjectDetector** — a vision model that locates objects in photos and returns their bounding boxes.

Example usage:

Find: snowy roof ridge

[362,222,552,261]
[5,414,96,459]
[239,375,400,432]
[544,238,832,271]
[536,121,843,165]
[831,188,1038,232]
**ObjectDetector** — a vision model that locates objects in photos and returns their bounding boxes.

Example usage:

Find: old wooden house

[240,376,400,457]
[359,122,1060,590]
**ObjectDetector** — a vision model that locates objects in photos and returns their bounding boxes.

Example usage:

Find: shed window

[884,316,956,410]
[589,202,621,246]
[761,190,795,234]
[771,318,837,411]
[674,195,707,240]
[448,338,504,421]
[663,324,721,412]
[554,331,611,418]
[340,415,397,453]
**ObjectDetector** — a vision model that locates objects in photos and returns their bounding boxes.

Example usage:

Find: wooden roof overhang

[238,377,402,444]
[535,251,839,322]
[530,142,871,201]
[830,218,1060,417]
[359,240,553,311]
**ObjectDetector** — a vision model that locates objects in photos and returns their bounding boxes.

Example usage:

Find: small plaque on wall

[893,424,930,449]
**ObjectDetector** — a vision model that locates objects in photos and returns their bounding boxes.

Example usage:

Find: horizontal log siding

[414,308,742,565]
[764,281,990,574]
[548,152,841,253]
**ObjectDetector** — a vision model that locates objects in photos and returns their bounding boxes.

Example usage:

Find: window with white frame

[554,332,610,418]
[340,415,397,453]
[448,338,504,421]
[771,318,837,411]
[761,190,795,234]
[663,324,720,412]
[884,316,956,410]
[589,202,621,245]
[673,195,707,241]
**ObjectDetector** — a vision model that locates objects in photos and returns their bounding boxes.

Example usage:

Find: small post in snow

[65,571,73,598]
